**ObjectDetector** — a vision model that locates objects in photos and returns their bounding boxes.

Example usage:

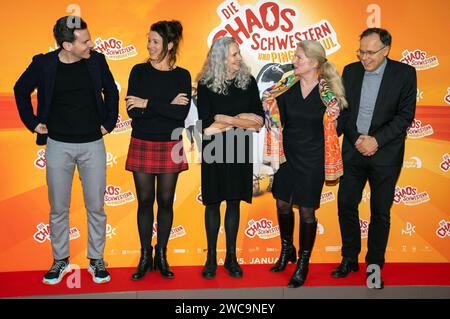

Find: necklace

[300,79,318,88]
[150,61,173,71]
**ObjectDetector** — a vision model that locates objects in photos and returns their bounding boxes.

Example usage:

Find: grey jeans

[45,137,107,260]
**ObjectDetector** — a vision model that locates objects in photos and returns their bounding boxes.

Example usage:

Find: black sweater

[126,63,191,141]
[47,59,102,143]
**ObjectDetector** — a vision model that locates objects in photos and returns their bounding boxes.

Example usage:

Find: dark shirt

[126,63,192,141]
[197,76,264,163]
[47,59,102,143]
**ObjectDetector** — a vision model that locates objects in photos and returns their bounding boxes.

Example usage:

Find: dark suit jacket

[340,58,417,166]
[14,48,119,145]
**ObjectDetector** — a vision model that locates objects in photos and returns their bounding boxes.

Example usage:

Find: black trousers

[337,154,402,266]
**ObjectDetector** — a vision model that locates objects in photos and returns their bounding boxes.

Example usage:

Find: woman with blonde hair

[264,40,347,287]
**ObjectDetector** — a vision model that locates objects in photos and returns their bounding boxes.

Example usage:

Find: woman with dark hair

[197,37,264,279]
[125,20,191,280]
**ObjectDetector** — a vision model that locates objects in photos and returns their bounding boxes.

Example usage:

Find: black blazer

[14,48,119,145]
[340,58,417,166]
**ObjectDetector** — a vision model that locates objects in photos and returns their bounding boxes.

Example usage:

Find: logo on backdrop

[34,149,46,169]
[400,49,439,70]
[393,185,430,206]
[196,187,203,204]
[362,189,371,203]
[417,88,424,101]
[435,220,450,239]
[208,0,340,65]
[360,219,369,238]
[152,223,187,240]
[93,37,137,60]
[445,88,450,105]
[407,119,434,139]
[106,152,118,168]
[440,153,450,172]
[245,218,279,239]
[403,156,422,169]
[320,191,335,204]
[104,185,135,206]
[106,224,117,239]
[401,222,416,236]
[111,114,132,134]
[33,222,80,243]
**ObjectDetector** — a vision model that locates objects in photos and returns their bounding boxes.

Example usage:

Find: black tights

[276,199,316,224]
[205,200,240,252]
[133,172,179,250]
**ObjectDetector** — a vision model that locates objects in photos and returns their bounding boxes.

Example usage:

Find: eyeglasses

[356,46,386,58]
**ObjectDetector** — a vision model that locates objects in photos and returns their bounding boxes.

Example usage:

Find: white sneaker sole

[42,264,72,285]
[88,265,111,284]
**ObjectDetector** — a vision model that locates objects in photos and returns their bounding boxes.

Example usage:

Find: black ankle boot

[224,251,243,278]
[131,247,153,280]
[288,250,311,288]
[270,212,296,272]
[288,220,317,288]
[202,250,217,279]
[154,245,174,279]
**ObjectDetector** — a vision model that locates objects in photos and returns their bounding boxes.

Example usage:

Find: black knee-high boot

[288,220,317,288]
[131,247,153,280]
[154,245,174,279]
[270,212,297,272]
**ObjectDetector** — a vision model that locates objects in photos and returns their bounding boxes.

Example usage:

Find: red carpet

[1,263,449,298]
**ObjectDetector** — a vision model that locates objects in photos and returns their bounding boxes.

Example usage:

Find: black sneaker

[88,259,111,283]
[42,258,71,285]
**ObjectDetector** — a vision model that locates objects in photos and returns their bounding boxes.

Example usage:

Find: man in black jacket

[14,16,119,285]
[332,28,416,288]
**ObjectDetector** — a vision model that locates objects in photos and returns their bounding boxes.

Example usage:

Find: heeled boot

[131,247,153,280]
[201,250,217,279]
[154,245,174,279]
[224,247,243,278]
[270,212,297,272]
[288,219,317,288]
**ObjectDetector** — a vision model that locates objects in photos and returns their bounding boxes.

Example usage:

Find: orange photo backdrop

[0,0,449,272]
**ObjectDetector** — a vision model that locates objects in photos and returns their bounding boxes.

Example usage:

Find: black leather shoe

[154,245,174,279]
[287,250,311,288]
[202,251,217,279]
[270,211,296,272]
[331,258,359,278]
[224,252,243,278]
[270,242,297,272]
[131,247,153,280]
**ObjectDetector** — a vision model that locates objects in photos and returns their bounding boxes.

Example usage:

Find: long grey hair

[197,37,252,95]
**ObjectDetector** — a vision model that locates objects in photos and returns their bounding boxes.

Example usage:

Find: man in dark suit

[332,28,416,288]
[14,16,119,285]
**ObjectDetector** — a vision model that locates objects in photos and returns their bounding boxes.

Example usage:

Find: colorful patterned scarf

[262,70,343,181]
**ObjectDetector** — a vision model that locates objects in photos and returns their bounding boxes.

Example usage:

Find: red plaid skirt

[126,138,188,174]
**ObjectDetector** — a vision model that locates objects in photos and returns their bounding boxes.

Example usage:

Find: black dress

[271,82,326,208]
[197,77,264,205]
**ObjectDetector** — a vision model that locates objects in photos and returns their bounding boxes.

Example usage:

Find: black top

[47,59,102,143]
[126,63,192,141]
[271,83,326,207]
[197,76,264,205]
[14,48,119,145]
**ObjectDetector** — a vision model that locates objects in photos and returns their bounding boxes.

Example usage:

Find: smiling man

[332,28,417,289]
[14,16,118,285]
